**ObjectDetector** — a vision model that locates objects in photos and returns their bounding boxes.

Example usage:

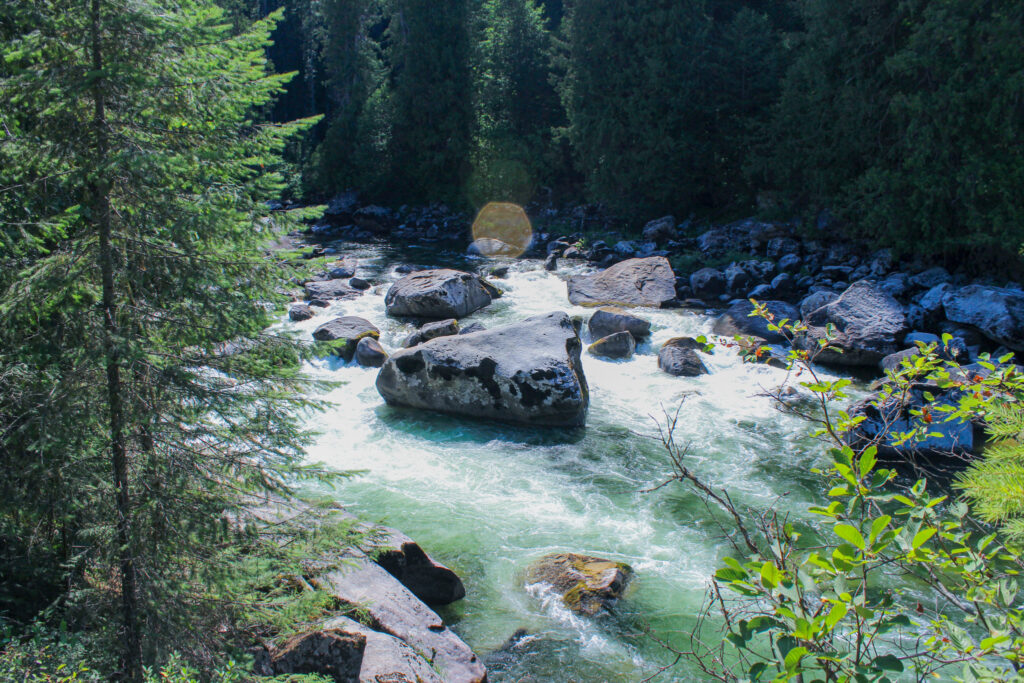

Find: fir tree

[0,0,330,676]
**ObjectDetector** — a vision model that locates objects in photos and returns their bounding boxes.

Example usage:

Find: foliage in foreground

[660,308,1024,682]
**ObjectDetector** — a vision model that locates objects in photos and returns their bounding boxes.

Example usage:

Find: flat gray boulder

[321,616,443,683]
[713,300,799,344]
[385,269,497,319]
[800,280,908,367]
[376,312,589,427]
[943,285,1024,351]
[315,556,486,683]
[567,257,677,308]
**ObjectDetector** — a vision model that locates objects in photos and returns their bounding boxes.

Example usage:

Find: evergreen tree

[470,0,564,206]
[561,0,713,215]
[386,0,474,203]
[310,0,390,195]
[0,0,328,676]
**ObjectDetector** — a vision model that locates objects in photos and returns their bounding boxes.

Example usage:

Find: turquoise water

[282,244,847,681]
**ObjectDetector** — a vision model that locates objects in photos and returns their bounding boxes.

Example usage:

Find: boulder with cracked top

[376,312,589,427]
[566,257,677,308]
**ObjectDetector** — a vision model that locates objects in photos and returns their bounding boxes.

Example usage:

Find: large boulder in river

[525,553,633,617]
[799,280,908,367]
[658,337,710,377]
[713,300,799,345]
[385,269,497,319]
[942,285,1024,351]
[566,257,677,308]
[376,312,589,427]
[313,317,380,362]
[587,308,651,341]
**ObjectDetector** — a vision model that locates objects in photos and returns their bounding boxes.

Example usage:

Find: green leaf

[824,601,848,631]
[784,646,808,672]
[912,528,936,549]
[872,654,904,672]
[834,523,866,550]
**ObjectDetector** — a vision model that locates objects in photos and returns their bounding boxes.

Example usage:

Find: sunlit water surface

[280,243,854,682]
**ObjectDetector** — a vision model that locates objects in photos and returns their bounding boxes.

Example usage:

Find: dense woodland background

[2,0,1024,680]
[235,0,1022,264]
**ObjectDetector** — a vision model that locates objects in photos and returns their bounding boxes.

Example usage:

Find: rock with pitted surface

[587,308,651,341]
[376,312,589,427]
[658,337,710,377]
[942,285,1024,351]
[713,300,799,345]
[403,319,460,348]
[566,257,677,308]
[589,331,636,359]
[385,269,498,319]
[305,279,361,301]
[525,553,633,617]
[289,304,315,322]
[354,337,388,368]
[798,280,909,367]
[313,317,381,362]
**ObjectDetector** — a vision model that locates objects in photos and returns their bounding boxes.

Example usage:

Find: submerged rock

[385,269,497,319]
[376,312,589,427]
[313,317,381,362]
[658,337,710,377]
[588,307,652,341]
[566,257,677,308]
[588,331,636,359]
[525,553,633,617]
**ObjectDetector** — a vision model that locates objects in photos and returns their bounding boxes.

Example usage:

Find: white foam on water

[278,248,860,679]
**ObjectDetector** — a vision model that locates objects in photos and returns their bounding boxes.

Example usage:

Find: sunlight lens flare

[471,202,533,257]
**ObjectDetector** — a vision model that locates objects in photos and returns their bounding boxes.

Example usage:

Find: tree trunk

[90,0,141,678]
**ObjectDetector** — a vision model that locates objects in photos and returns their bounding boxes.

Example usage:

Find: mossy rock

[525,553,633,616]
[313,317,381,362]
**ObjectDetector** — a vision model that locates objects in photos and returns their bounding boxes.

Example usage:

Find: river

[281,242,851,681]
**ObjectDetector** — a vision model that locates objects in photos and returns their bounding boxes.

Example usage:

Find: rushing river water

[282,242,854,682]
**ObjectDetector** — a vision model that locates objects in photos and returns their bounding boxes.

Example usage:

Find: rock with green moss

[313,317,381,362]
[525,553,633,616]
